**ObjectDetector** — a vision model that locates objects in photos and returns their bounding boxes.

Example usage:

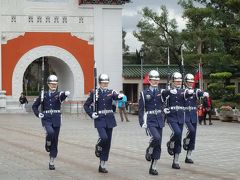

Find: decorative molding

[1,32,25,44]
[71,32,94,44]
[79,0,130,5]
[12,45,84,99]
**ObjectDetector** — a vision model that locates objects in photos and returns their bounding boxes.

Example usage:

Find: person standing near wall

[118,90,129,122]
[19,92,28,111]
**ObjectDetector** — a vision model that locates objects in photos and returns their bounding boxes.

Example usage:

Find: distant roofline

[79,0,130,5]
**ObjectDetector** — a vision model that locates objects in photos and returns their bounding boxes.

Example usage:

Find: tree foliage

[133,6,184,69]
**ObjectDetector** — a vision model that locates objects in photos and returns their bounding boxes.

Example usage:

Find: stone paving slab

[0,113,239,180]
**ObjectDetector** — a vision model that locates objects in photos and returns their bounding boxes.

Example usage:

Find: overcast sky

[122,0,186,52]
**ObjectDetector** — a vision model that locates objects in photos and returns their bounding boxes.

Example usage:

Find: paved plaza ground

[0,113,239,180]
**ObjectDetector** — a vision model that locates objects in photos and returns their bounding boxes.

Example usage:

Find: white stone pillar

[0,9,2,90]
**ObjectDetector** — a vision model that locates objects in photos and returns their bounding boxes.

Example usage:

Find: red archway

[2,32,94,95]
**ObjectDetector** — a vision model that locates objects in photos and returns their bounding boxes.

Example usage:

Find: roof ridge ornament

[79,0,130,5]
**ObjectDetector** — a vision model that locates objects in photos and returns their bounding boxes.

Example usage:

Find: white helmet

[149,70,160,81]
[171,72,182,82]
[47,75,58,84]
[184,73,194,83]
[98,74,110,83]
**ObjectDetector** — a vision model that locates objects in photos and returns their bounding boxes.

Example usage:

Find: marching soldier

[138,70,169,175]
[183,73,209,163]
[165,72,193,169]
[84,74,123,173]
[32,75,70,170]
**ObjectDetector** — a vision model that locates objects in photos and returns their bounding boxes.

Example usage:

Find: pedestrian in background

[118,90,129,122]
[19,92,28,111]
[197,104,205,125]
[203,96,213,125]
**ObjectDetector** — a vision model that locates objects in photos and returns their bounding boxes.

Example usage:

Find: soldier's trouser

[148,126,163,160]
[44,125,60,158]
[97,127,113,161]
[168,122,184,154]
[185,122,197,150]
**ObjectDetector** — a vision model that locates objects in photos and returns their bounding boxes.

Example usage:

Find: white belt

[146,110,162,114]
[43,110,61,114]
[98,110,113,114]
[185,106,197,111]
[170,106,184,111]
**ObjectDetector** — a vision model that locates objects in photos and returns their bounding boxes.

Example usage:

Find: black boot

[185,157,194,164]
[49,163,55,170]
[167,141,174,156]
[149,168,158,175]
[172,162,180,169]
[183,138,190,151]
[95,144,102,158]
[149,159,158,175]
[145,147,152,161]
[45,140,51,152]
[98,165,108,173]
[172,154,180,169]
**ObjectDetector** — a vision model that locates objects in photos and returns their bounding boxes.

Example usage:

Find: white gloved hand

[142,123,147,129]
[163,108,170,114]
[65,91,70,96]
[38,113,44,118]
[170,89,177,94]
[203,92,209,97]
[91,112,99,119]
[188,89,194,94]
[118,93,124,99]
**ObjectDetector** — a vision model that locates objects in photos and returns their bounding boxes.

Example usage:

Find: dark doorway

[123,83,138,103]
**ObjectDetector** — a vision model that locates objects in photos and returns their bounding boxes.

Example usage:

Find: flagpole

[199,62,203,90]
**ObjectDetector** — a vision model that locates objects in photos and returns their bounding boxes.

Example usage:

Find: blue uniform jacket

[138,88,166,128]
[185,89,203,123]
[32,91,67,127]
[165,89,191,124]
[84,89,120,128]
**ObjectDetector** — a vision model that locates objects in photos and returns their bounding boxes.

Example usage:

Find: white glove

[142,123,147,129]
[163,108,170,114]
[170,89,177,94]
[38,113,44,118]
[203,92,209,97]
[91,112,99,119]
[65,91,70,96]
[188,89,194,94]
[118,93,124,99]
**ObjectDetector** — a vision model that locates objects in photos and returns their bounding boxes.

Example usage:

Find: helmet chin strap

[173,83,182,89]
[149,82,158,87]
[49,87,57,91]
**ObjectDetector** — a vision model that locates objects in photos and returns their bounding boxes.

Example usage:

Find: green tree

[133,6,184,70]
[122,29,129,54]
[179,0,240,74]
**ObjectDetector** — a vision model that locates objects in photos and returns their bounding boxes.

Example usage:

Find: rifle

[93,61,98,113]
[181,45,185,89]
[166,47,171,90]
[40,57,45,112]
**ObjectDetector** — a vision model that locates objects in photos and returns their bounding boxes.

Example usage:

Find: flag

[143,74,149,84]
[192,71,202,88]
